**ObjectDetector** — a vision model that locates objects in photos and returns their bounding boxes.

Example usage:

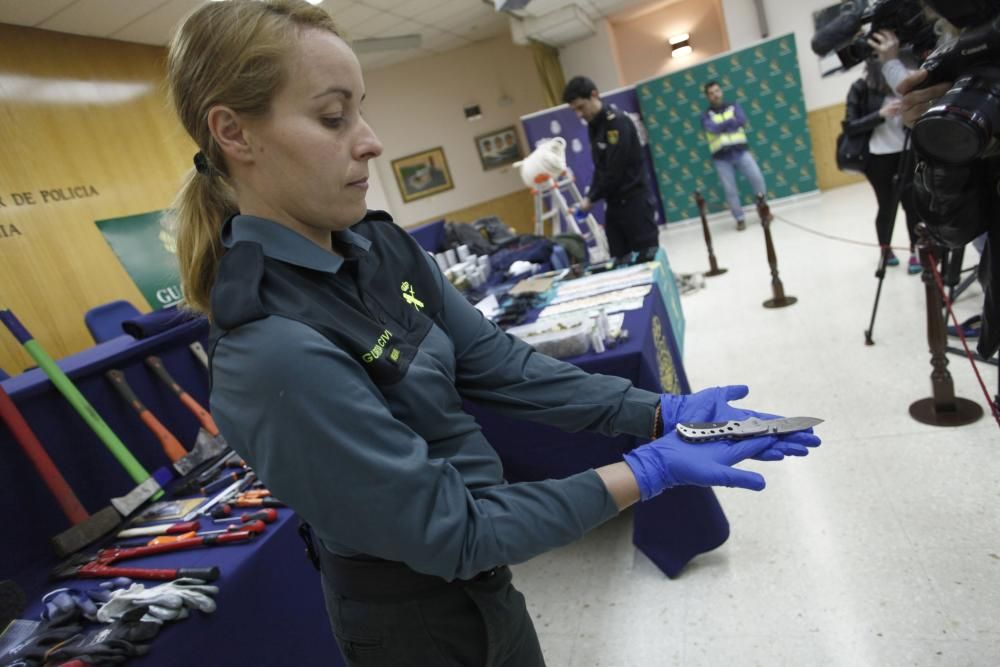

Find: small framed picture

[475,126,522,171]
[391,147,455,203]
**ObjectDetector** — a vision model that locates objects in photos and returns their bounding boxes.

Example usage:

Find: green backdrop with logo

[637,34,817,223]
[95,211,182,310]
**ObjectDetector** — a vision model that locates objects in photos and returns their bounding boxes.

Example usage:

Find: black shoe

[736,219,746,231]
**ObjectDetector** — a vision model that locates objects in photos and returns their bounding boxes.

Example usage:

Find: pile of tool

[0,308,284,666]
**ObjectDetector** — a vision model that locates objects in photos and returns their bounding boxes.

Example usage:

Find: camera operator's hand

[898,69,952,128]
[867,30,900,63]
[879,99,902,119]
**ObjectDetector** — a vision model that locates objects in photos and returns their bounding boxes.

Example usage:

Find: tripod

[865,133,914,346]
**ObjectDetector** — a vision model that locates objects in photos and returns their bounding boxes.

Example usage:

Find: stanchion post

[693,191,727,277]
[757,195,797,309]
[909,224,983,426]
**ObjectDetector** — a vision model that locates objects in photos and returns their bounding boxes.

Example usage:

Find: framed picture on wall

[391,147,454,203]
[475,126,522,171]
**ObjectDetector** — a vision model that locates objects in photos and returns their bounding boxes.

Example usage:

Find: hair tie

[193,151,212,176]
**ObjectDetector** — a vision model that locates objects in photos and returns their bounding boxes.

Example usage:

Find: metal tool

[106,370,195,474]
[0,309,158,491]
[144,356,226,460]
[189,342,210,370]
[51,528,259,581]
[116,520,201,539]
[676,417,823,443]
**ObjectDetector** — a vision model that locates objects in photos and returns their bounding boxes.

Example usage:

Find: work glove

[40,589,99,625]
[95,578,218,624]
[45,607,159,666]
[0,619,83,667]
[624,429,780,501]
[659,385,821,460]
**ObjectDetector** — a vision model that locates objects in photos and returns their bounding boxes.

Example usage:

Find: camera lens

[913,72,1000,164]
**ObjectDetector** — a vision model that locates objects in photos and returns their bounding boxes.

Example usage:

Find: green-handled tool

[0,308,161,501]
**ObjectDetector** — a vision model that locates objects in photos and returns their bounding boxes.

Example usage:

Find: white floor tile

[513,182,1000,666]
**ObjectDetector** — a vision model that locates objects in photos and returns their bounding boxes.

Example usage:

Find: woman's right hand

[879,99,902,119]
[867,30,900,63]
[623,431,771,500]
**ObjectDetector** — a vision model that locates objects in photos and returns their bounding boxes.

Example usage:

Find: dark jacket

[587,103,647,204]
[843,78,886,139]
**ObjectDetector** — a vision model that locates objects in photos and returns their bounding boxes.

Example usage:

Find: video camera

[912,1,1000,165]
[810,0,938,74]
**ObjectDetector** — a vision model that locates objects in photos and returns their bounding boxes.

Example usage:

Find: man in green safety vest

[701,81,768,231]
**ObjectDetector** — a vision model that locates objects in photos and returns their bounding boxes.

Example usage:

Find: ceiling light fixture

[669,33,692,59]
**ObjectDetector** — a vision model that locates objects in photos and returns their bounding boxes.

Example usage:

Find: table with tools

[1,317,342,665]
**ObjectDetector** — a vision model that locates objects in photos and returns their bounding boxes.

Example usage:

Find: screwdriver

[213,509,278,525]
[201,470,248,496]
[233,497,284,509]
[147,520,266,545]
[117,520,200,539]
[199,520,266,537]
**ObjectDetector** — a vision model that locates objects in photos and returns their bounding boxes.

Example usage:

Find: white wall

[721,0,856,110]
[361,33,548,226]
[558,18,624,93]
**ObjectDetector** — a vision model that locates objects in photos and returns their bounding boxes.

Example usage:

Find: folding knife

[676,416,823,443]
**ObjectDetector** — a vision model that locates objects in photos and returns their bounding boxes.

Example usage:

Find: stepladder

[531,168,610,263]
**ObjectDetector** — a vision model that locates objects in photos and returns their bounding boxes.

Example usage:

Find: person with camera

[843,50,922,273]
[897,4,1000,360]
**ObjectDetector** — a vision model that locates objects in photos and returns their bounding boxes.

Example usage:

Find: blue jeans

[713,151,767,221]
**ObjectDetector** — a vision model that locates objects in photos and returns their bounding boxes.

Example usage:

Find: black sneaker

[736,219,746,231]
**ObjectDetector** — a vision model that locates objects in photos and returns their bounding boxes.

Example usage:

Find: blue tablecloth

[466,285,730,578]
[3,318,343,665]
[18,508,340,666]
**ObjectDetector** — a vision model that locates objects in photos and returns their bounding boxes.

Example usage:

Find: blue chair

[84,300,142,343]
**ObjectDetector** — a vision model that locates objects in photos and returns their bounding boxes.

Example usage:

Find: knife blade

[676,416,823,443]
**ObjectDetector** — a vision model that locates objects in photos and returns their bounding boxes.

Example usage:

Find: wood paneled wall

[0,24,193,375]
[807,102,866,191]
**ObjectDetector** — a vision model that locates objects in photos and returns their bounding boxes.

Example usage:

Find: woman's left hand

[867,30,900,63]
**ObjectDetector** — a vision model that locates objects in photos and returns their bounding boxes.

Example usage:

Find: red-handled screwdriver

[117,520,200,539]
[199,520,267,536]
[213,509,278,525]
[233,497,284,509]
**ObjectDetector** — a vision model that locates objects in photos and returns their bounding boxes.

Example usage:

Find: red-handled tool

[116,520,201,539]
[105,370,189,466]
[214,509,278,525]
[144,356,220,437]
[0,384,89,524]
[232,497,284,509]
[52,529,258,581]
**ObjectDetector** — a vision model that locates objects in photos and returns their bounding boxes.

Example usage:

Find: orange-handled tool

[106,370,188,464]
[144,356,220,437]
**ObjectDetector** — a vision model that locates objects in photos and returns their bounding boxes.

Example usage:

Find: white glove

[96,578,218,624]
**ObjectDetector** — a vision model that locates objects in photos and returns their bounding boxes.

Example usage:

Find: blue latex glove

[624,429,778,500]
[660,385,821,460]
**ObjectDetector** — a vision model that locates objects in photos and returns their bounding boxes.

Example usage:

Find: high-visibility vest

[706,106,747,154]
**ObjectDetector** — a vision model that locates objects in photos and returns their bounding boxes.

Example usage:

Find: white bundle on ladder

[515,138,609,263]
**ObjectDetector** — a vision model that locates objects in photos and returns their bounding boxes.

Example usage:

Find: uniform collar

[588,102,616,129]
[221,214,374,275]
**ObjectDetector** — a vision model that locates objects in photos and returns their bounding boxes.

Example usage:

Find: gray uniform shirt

[210,216,660,580]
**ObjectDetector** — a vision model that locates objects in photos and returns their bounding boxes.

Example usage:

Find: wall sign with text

[94,210,183,310]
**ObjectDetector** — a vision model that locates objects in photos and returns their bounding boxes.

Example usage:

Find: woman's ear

[207,105,253,168]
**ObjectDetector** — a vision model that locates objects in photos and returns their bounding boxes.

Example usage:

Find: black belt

[300,520,502,602]
[320,549,503,602]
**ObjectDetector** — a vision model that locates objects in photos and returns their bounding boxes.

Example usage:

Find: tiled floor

[510,183,1000,667]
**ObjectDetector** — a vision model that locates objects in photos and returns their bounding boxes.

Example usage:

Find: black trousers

[320,552,545,667]
[864,152,920,249]
[604,190,659,259]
